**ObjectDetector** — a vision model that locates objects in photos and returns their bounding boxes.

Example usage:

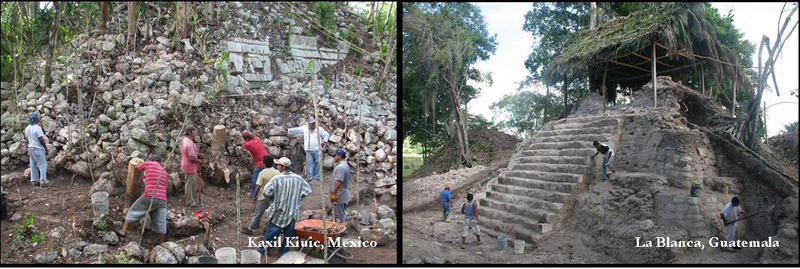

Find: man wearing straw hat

[115,155,170,243]
[287,117,330,183]
[257,157,312,257]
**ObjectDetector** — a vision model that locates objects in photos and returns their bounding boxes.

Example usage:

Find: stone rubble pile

[0,1,397,214]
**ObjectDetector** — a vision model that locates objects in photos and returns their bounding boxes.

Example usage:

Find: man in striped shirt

[116,155,170,243]
[257,157,312,257]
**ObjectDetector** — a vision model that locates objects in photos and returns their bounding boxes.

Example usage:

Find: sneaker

[40,183,49,188]
[460,245,465,249]
[241,227,254,235]
[31,181,40,187]
[601,178,608,182]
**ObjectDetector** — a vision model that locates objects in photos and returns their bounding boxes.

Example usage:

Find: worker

[181,125,204,207]
[115,155,170,243]
[591,140,616,181]
[241,131,269,198]
[329,148,351,223]
[242,155,279,235]
[257,157,312,258]
[440,185,452,221]
[287,117,330,183]
[460,193,481,249]
[720,196,747,251]
[24,112,49,187]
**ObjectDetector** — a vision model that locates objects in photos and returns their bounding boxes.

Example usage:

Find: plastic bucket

[690,183,702,197]
[496,235,508,250]
[215,247,237,264]
[91,192,109,217]
[240,249,261,264]
[198,256,217,264]
[514,240,525,254]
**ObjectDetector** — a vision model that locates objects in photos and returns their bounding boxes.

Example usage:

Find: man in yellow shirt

[242,155,281,234]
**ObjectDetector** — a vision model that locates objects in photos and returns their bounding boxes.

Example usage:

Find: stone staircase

[478,115,623,244]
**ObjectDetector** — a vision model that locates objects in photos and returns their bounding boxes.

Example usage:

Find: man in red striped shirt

[116,155,170,243]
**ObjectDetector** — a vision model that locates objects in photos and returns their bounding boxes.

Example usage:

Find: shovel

[726,204,776,226]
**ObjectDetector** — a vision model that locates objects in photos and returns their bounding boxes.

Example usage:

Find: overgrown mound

[408,127,519,179]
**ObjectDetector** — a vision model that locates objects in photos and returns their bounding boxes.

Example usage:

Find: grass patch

[402,154,423,182]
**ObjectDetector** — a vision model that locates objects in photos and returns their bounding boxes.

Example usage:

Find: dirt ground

[0,168,395,264]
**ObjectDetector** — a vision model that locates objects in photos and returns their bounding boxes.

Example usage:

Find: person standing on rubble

[242,155,279,235]
[241,131,269,198]
[181,125,204,207]
[115,155,170,243]
[24,112,49,188]
[720,196,747,251]
[287,117,330,183]
[460,193,481,249]
[440,185,453,221]
[591,141,616,181]
[329,148,351,224]
[257,157,312,258]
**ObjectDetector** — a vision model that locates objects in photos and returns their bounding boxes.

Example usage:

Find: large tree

[403,2,496,165]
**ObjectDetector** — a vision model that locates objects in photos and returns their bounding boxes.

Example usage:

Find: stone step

[480,206,553,234]
[526,140,593,150]
[521,148,597,157]
[550,118,620,130]
[517,155,591,166]
[499,176,578,193]
[511,163,589,175]
[535,126,617,138]
[505,170,584,183]
[477,216,541,244]
[559,115,622,124]
[480,197,560,224]
[533,133,615,144]
[492,183,570,203]
[485,190,563,213]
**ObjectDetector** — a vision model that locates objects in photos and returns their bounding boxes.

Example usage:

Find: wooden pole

[310,74,329,264]
[732,71,738,116]
[126,157,144,204]
[700,65,705,96]
[652,42,657,107]
[236,172,241,263]
[602,65,608,109]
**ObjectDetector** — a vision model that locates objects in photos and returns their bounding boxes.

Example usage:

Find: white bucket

[91,192,109,217]
[240,249,261,264]
[496,235,508,250]
[514,240,525,254]
[215,247,237,264]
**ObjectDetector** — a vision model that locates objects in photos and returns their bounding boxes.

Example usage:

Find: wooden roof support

[631,51,674,67]
[615,62,696,82]
[610,58,650,73]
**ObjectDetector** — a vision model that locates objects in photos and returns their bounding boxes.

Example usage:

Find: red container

[294,219,347,243]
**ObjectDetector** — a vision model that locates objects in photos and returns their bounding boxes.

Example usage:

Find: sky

[467,2,799,137]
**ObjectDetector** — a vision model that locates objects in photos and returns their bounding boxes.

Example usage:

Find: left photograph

[0,1,397,264]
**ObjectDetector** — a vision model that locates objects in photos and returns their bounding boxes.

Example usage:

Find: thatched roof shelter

[546,3,749,104]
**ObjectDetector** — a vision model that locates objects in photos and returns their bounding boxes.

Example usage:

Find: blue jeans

[602,152,616,180]
[29,147,47,184]
[249,166,264,197]
[257,219,295,257]
[442,202,451,220]
[334,202,347,222]
[306,150,320,180]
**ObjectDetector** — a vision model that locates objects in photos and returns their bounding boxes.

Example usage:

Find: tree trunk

[562,75,568,116]
[732,70,737,116]
[368,2,375,22]
[652,42,657,107]
[590,2,597,30]
[127,2,136,51]
[380,7,396,86]
[384,2,394,36]
[442,72,473,168]
[175,2,188,43]
[100,2,109,31]
[44,1,59,89]
[543,85,549,123]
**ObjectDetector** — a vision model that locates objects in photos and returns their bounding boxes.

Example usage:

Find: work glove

[330,192,337,203]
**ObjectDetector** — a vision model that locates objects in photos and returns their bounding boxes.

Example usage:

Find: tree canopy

[402,2,496,157]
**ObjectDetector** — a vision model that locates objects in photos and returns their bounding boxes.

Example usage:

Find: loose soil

[0,168,395,264]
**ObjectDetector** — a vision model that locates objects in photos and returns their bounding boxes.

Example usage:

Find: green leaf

[216,51,230,85]
[304,59,316,74]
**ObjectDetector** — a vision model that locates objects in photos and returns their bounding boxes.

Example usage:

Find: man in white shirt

[24,113,50,187]
[287,117,330,182]
[719,196,746,251]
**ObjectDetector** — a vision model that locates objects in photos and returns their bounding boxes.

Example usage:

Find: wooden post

[700,65,705,96]
[732,71,738,116]
[652,42,657,107]
[602,65,608,109]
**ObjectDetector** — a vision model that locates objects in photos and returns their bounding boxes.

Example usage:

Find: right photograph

[401,2,799,264]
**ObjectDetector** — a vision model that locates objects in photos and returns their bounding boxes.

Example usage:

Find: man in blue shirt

[440,185,452,221]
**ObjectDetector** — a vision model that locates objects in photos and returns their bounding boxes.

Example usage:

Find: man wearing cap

[116,155,170,243]
[242,155,279,235]
[241,131,269,198]
[287,117,330,182]
[181,125,204,207]
[720,196,747,251]
[329,148,351,223]
[257,157,312,258]
[24,112,50,187]
[440,185,453,221]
